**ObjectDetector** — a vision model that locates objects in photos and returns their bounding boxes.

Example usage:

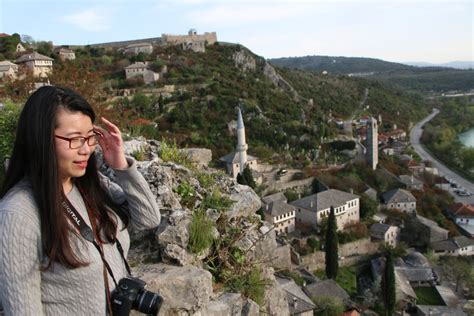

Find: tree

[325,207,338,279]
[158,94,165,114]
[307,237,319,253]
[382,252,396,316]
[242,165,256,189]
[236,172,247,186]
[439,256,473,292]
[360,193,378,219]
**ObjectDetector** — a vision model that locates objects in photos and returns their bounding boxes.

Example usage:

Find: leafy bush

[0,101,21,183]
[201,188,233,212]
[224,266,269,306]
[196,172,216,190]
[159,139,192,167]
[174,181,196,207]
[188,209,215,255]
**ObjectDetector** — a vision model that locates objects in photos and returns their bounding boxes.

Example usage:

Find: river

[459,128,474,148]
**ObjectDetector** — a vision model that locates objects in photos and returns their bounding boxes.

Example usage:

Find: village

[0,30,473,316]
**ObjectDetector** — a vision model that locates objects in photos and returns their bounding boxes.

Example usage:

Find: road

[410,109,474,204]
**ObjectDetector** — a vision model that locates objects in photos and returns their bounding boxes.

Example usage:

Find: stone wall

[162,32,217,45]
[272,244,292,270]
[300,238,379,270]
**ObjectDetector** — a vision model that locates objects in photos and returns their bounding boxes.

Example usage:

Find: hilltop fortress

[69,29,217,51]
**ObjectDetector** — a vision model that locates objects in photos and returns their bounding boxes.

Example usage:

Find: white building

[16,52,53,78]
[57,48,76,61]
[124,42,153,55]
[382,189,417,214]
[431,236,474,256]
[124,62,159,84]
[219,108,258,179]
[0,61,19,79]
[290,189,360,231]
[367,117,378,170]
[370,223,400,247]
[446,203,474,238]
[262,192,296,235]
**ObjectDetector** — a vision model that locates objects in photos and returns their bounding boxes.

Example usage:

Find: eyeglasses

[55,134,99,149]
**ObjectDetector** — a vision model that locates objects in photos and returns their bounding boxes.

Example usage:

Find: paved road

[410,109,474,204]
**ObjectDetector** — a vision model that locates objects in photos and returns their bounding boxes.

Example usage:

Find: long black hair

[1,86,129,270]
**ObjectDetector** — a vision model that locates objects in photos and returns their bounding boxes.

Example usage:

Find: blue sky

[1,0,472,63]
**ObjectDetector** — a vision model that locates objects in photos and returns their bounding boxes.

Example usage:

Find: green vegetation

[278,270,306,286]
[270,55,474,93]
[196,171,217,189]
[414,287,445,306]
[130,147,146,161]
[188,208,215,255]
[382,252,396,316]
[312,295,345,316]
[159,139,192,167]
[325,207,339,279]
[334,266,358,297]
[0,101,21,184]
[200,188,233,212]
[174,181,196,207]
[237,165,256,189]
[421,97,474,181]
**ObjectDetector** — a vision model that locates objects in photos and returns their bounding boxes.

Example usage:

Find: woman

[0,86,161,315]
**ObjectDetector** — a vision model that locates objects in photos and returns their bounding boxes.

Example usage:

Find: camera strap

[61,193,134,316]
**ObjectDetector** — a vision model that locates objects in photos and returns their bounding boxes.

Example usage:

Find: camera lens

[136,290,162,314]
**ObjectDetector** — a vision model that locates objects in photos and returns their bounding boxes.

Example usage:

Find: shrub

[159,138,192,167]
[201,188,233,212]
[197,172,216,190]
[0,100,21,183]
[188,209,215,255]
[174,181,196,207]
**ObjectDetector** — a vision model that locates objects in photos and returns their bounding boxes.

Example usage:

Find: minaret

[367,117,378,170]
[236,107,248,174]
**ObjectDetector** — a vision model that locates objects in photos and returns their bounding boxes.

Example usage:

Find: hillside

[269,55,474,93]
[2,42,432,165]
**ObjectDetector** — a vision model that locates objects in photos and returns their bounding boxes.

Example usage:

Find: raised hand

[94,117,128,170]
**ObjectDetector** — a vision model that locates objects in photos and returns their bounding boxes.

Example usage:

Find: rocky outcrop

[263,61,301,102]
[233,50,256,72]
[118,139,291,315]
[180,148,212,168]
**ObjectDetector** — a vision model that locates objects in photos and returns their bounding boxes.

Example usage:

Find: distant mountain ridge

[268,55,456,74]
[268,55,474,93]
[404,61,474,70]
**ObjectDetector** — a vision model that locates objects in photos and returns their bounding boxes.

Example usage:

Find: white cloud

[61,9,111,32]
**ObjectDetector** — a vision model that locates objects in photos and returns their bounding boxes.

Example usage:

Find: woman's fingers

[100,117,121,134]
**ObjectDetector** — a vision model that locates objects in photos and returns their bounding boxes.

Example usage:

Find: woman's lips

[74,161,88,169]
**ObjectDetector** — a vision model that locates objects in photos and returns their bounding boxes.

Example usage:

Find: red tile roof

[449,203,474,217]
[0,33,10,38]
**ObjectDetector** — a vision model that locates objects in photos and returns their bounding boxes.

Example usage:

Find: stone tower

[367,117,378,170]
[236,107,248,174]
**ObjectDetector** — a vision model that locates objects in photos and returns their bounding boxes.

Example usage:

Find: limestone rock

[233,50,256,72]
[227,184,261,219]
[156,210,192,249]
[181,148,212,168]
[199,293,242,316]
[242,298,260,316]
[261,267,290,316]
[132,263,213,315]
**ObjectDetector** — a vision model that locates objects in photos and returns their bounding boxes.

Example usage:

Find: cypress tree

[243,165,256,189]
[236,172,247,185]
[382,251,396,316]
[325,206,339,279]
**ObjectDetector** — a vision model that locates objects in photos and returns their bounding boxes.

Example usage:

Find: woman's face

[54,107,96,190]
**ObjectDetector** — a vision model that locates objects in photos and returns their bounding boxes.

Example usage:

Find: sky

[0,0,472,64]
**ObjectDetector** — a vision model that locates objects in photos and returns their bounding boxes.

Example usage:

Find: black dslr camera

[111,277,162,316]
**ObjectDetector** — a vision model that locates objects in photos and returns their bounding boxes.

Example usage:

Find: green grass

[414,287,445,306]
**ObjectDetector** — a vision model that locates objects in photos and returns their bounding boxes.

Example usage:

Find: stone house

[290,189,360,231]
[382,146,394,156]
[370,223,400,247]
[0,60,19,79]
[434,176,450,190]
[16,42,26,52]
[431,236,474,256]
[381,188,417,213]
[16,52,53,78]
[399,175,424,191]
[262,193,296,235]
[416,305,467,316]
[124,62,159,84]
[387,129,407,141]
[415,215,449,244]
[445,203,474,238]
[276,276,316,316]
[56,47,75,61]
[303,279,351,307]
[124,42,153,55]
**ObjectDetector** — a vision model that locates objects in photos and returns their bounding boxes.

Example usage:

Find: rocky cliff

[102,138,291,315]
